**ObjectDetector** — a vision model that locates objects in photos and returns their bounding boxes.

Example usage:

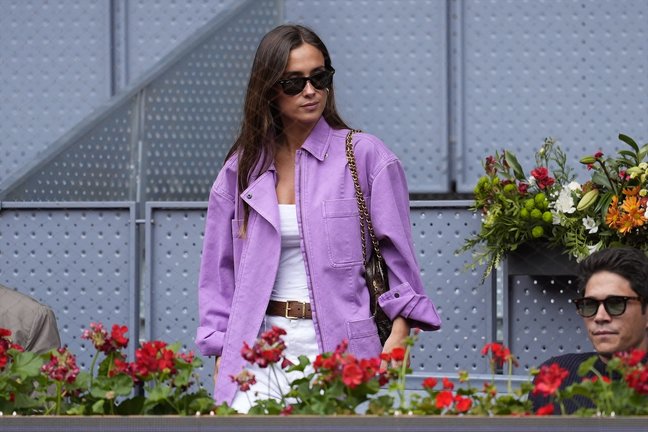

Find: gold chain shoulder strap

[344,130,383,264]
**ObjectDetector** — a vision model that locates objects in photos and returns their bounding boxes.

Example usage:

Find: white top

[270,204,310,302]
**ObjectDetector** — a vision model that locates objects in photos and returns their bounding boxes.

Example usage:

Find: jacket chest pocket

[322,199,364,267]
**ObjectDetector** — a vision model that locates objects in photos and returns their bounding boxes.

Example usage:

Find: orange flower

[623,185,641,196]
[618,213,636,234]
[621,195,641,214]
[605,196,620,228]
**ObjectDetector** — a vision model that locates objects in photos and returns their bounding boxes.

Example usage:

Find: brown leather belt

[266,300,312,319]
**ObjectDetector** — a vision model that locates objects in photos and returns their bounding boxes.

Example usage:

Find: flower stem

[55,381,62,416]
[88,350,99,388]
[506,358,513,395]
[270,364,286,405]
[397,345,411,410]
[597,160,619,196]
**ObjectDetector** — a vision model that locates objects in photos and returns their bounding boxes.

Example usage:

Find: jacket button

[394,293,400,298]
[246,193,252,199]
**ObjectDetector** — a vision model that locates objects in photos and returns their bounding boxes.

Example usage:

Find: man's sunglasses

[572,295,643,317]
[276,68,335,96]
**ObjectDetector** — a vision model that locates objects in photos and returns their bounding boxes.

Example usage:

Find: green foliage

[0,324,215,416]
[459,134,648,280]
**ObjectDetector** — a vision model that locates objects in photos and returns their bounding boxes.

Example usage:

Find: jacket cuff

[378,282,442,331]
[195,326,225,357]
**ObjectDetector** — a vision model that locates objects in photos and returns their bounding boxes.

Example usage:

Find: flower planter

[505,242,578,277]
[0,415,646,432]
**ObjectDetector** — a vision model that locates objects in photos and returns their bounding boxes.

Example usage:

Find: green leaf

[91,399,106,414]
[591,171,613,190]
[115,396,145,415]
[147,383,172,403]
[638,143,648,161]
[618,149,638,161]
[11,352,43,379]
[619,133,639,152]
[504,151,525,180]
[576,355,598,376]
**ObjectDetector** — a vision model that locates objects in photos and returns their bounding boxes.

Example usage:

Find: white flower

[567,181,581,192]
[586,241,603,256]
[553,187,576,214]
[644,206,648,220]
[551,210,562,225]
[582,216,598,234]
[527,176,537,187]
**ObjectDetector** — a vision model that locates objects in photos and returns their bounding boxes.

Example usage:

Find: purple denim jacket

[195,118,441,404]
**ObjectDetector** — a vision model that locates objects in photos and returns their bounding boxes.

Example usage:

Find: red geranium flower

[230,369,257,392]
[532,363,569,396]
[442,377,454,390]
[454,395,472,413]
[625,366,648,395]
[41,347,80,383]
[435,390,454,409]
[390,347,406,362]
[481,342,518,367]
[617,349,645,367]
[422,377,438,390]
[342,362,364,388]
[110,324,129,349]
[535,403,555,416]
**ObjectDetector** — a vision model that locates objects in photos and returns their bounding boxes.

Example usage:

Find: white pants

[230,315,319,413]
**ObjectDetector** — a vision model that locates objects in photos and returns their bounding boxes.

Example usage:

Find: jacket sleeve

[195,172,237,357]
[27,306,62,354]
[371,159,442,331]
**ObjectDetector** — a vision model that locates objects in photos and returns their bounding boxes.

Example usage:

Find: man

[529,247,648,413]
[0,283,61,353]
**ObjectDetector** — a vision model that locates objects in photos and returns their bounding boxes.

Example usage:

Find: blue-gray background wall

[0,0,646,393]
[3,0,645,195]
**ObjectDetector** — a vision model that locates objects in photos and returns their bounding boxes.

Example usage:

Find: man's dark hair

[579,247,648,300]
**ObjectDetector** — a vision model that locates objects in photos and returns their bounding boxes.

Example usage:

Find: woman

[195,24,441,411]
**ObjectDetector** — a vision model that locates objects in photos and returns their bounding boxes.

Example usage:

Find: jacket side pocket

[346,317,382,359]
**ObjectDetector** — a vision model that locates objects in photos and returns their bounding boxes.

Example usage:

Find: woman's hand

[213,356,221,388]
[380,316,410,370]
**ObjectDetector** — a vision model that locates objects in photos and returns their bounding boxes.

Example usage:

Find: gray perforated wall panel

[409,202,495,374]
[285,0,449,193]
[144,203,206,377]
[0,0,111,185]
[123,0,234,83]
[1,0,280,202]
[458,0,648,191]
[141,12,276,201]
[0,203,138,369]
[2,103,135,202]
[508,276,588,372]
[503,246,590,372]
[3,1,648,198]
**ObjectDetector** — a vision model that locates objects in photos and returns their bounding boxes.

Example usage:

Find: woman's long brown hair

[225,24,350,234]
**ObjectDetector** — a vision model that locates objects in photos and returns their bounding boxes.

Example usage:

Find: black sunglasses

[572,295,643,317]
[276,68,335,96]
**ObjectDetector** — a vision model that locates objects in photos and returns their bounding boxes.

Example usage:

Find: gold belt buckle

[284,300,306,319]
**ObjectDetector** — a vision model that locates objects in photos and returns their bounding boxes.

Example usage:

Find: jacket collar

[240,170,280,232]
[300,117,333,162]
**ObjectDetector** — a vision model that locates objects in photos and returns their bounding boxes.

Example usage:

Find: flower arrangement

[459,134,648,279]
[0,323,214,415]
[3,323,648,416]
[532,350,648,415]
[227,328,648,416]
